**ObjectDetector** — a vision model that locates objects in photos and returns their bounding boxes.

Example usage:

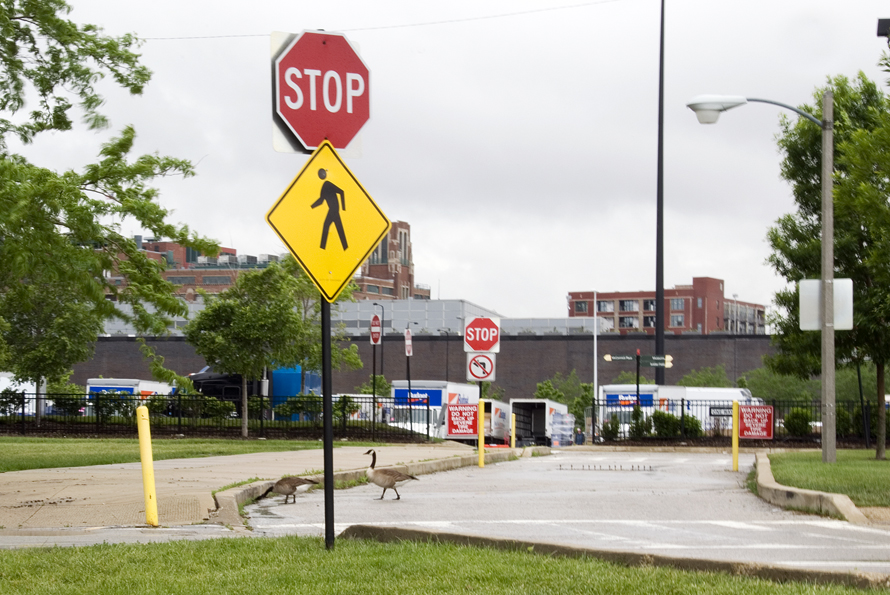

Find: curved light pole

[687,92,836,463]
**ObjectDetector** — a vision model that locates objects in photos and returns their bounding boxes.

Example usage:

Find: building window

[643,316,656,328]
[619,300,639,312]
[697,297,703,308]
[643,299,656,311]
[619,316,639,329]
[167,276,196,285]
[401,286,409,299]
[670,298,684,310]
[574,301,588,314]
[599,317,615,331]
[670,314,684,327]
[381,287,394,296]
[203,276,232,285]
[597,301,614,313]
[366,285,379,294]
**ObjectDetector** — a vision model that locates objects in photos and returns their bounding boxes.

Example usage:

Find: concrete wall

[72,334,773,398]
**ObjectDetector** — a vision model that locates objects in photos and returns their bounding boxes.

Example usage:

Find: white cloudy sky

[14,0,890,318]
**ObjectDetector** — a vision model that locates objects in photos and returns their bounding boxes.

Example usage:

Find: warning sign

[446,404,478,436]
[739,405,774,440]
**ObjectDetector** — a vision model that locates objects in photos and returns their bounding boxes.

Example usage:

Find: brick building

[567,277,766,336]
[352,221,431,301]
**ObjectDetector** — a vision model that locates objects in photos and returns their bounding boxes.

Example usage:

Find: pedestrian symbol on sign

[311,169,348,250]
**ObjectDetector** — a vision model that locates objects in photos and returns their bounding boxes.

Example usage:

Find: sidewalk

[0,442,476,531]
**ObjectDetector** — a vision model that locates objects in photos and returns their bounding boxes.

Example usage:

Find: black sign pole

[321,300,335,550]
[635,349,641,407]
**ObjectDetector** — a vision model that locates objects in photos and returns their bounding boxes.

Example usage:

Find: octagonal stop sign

[274,31,370,151]
[464,317,501,353]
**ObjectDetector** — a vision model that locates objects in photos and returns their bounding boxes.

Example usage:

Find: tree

[0,1,216,391]
[280,255,362,385]
[677,365,732,388]
[611,370,654,385]
[184,264,307,438]
[739,367,819,405]
[355,374,391,397]
[767,71,890,458]
[534,371,592,424]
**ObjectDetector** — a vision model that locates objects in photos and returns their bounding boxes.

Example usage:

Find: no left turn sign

[467,353,496,382]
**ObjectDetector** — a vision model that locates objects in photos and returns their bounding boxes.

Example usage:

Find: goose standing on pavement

[260,476,318,504]
[364,449,418,500]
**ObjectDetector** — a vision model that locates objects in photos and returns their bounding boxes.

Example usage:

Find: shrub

[783,408,812,437]
[51,394,86,416]
[629,405,651,439]
[852,404,890,439]
[650,410,680,438]
[835,407,854,437]
[681,415,703,438]
[602,415,620,441]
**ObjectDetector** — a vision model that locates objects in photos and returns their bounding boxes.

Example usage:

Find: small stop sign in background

[464,317,500,353]
[273,31,370,152]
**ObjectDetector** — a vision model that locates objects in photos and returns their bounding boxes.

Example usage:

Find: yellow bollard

[510,413,516,449]
[478,399,485,468]
[136,406,159,526]
[732,400,739,472]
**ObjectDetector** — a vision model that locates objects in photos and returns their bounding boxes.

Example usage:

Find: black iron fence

[586,398,887,442]
[0,392,425,442]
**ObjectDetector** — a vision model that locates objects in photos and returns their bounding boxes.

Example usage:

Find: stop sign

[464,317,500,353]
[274,31,370,151]
[370,314,381,345]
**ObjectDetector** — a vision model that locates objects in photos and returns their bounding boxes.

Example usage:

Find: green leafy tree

[0,1,216,394]
[355,374,391,397]
[472,381,506,402]
[184,264,308,438]
[739,367,819,405]
[533,379,563,402]
[611,370,654,385]
[677,365,732,388]
[767,71,890,458]
[280,256,362,386]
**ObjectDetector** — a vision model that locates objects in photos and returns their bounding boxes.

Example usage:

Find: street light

[687,92,836,463]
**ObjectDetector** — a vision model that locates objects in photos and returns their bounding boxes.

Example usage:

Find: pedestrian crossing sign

[266,140,391,302]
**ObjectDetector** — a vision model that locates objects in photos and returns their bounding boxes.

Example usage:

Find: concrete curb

[755,452,871,524]
[214,446,549,526]
[340,524,890,590]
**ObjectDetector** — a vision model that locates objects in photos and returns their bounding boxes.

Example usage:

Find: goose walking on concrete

[364,449,418,500]
[260,476,318,504]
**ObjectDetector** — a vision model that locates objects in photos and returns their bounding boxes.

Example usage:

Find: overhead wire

[141,0,624,41]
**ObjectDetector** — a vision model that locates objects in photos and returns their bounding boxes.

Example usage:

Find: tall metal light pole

[687,92,836,463]
[654,0,666,385]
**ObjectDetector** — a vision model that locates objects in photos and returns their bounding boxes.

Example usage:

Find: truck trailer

[509,398,571,447]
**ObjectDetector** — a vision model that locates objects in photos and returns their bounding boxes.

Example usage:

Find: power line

[142,1,623,41]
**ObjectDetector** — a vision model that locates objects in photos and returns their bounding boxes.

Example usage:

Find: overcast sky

[15,0,890,318]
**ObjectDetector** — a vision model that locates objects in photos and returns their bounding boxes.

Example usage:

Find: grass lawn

[768,450,890,507]
[0,536,872,595]
[0,437,379,473]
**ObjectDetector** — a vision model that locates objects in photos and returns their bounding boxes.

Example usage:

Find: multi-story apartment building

[567,277,765,335]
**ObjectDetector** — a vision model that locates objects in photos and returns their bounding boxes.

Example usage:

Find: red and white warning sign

[467,353,496,382]
[446,404,478,436]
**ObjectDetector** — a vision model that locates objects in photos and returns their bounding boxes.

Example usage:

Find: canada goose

[260,476,318,504]
[364,449,418,500]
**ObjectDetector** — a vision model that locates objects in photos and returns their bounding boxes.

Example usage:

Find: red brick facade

[568,277,765,336]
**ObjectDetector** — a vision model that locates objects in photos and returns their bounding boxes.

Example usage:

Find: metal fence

[586,398,885,442]
[0,392,427,442]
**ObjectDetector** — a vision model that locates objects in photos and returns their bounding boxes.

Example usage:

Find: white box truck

[509,398,570,447]
[86,378,174,398]
[596,384,763,436]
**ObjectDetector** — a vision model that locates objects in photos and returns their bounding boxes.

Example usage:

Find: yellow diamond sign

[266,141,391,302]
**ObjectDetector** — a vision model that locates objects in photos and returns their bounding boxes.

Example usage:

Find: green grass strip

[0,437,378,473]
[769,450,890,507]
[0,536,870,595]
